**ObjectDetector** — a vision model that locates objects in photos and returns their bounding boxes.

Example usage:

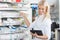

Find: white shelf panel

[0,16,23,18]
[0,7,28,11]
[0,1,28,5]
[1,16,22,18]
[0,8,19,11]
[3,21,21,26]
[0,12,20,18]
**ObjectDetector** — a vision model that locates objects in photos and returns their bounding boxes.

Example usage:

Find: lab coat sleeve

[43,19,52,40]
[29,22,36,30]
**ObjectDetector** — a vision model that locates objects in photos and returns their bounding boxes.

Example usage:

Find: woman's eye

[39,8,41,9]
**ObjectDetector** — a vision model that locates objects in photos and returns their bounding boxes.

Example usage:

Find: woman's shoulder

[45,17,52,24]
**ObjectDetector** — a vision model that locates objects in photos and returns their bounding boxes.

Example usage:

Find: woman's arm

[23,15,30,27]
[20,12,30,27]
[35,19,51,40]
[36,34,48,39]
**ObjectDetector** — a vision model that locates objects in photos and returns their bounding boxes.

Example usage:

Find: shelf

[0,8,19,11]
[0,32,24,35]
[0,1,17,4]
[1,17,23,18]
[0,16,23,18]
[0,7,28,11]
[0,1,16,5]
[0,1,27,5]
[1,16,23,18]
[0,25,20,26]
[0,12,23,18]
[0,1,27,27]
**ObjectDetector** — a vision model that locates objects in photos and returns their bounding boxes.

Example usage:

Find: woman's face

[38,5,46,15]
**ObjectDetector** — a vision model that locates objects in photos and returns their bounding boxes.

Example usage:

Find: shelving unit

[0,7,28,11]
[0,1,15,4]
[0,1,32,40]
[0,1,29,26]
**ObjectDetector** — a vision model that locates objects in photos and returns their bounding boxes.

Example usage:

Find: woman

[20,0,52,40]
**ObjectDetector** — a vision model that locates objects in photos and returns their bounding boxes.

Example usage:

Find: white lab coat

[29,15,52,40]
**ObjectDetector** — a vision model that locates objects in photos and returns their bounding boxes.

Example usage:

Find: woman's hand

[20,12,30,27]
[31,32,38,37]
[20,12,26,17]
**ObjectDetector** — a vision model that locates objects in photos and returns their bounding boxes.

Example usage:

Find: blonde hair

[38,3,51,19]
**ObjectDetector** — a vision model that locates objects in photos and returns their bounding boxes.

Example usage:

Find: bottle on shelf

[16,0,21,3]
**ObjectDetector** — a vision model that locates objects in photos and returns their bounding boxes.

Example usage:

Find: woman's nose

[39,10,43,12]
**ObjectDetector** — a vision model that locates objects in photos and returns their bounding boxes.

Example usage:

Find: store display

[0,26,30,40]
[0,3,8,8]
[0,0,31,40]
